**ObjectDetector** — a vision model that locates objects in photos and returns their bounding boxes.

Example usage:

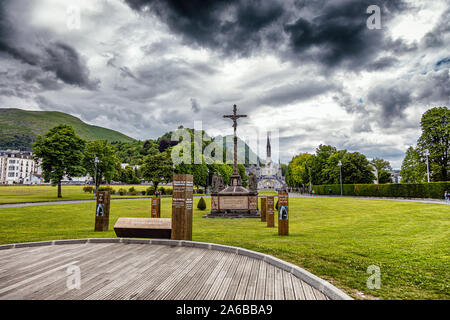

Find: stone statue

[212,173,225,193]
[248,173,258,192]
[218,175,225,191]
[211,173,219,193]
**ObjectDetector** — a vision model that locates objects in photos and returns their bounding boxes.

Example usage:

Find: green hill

[0,108,135,149]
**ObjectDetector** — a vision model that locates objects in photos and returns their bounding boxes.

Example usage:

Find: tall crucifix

[223,104,247,182]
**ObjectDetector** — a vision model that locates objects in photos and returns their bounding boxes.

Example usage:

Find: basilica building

[245,133,286,190]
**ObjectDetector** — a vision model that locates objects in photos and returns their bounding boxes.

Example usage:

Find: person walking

[445,190,449,204]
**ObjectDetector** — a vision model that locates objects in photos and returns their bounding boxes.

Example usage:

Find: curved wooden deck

[0,240,346,300]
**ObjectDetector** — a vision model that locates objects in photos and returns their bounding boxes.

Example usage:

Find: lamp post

[425,150,430,183]
[94,156,99,199]
[308,166,312,195]
[338,161,343,196]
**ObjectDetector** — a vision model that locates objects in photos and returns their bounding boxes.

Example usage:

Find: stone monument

[205,104,259,218]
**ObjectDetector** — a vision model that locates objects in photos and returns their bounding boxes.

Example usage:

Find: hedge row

[312,182,450,199]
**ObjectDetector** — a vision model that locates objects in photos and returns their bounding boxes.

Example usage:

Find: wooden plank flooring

[0,243,328,300]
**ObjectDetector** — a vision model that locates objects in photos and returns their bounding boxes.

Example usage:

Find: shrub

[83,186,94,193]
[130,190,138,196]
[146,187,155,196]
[312,182,450,199]
[158,187,166,195]
[197,197,207,210]
[128,186,136,193]
[165,188,173,195]
[196,188,204,194]
[97,186,116,194]
[118,188,127,196]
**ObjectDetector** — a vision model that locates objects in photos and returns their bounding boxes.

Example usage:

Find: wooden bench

[114,217,171,239]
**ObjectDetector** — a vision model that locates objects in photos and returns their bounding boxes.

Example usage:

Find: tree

[417,107,449,181]
[400,146,427,183]
[141,151,173,190]
[83,140,119,190]
[340,152,376,184]
[158,138,171,152]
[370,158,392,184]
[286,153,313,187]
[237,164,248,187]
[314,145,337,184]
[33,125,86,198]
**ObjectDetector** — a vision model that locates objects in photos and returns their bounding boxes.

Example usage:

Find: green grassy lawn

[0,197,448,300]
[0,185,175,204]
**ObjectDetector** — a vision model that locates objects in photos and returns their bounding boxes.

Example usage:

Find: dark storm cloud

[124,0,285,57]
[366,56,399,72]
[259,80,336,106]
[125,0,409,71]
[283,0,408,69]
[0,1,99,90]
[190,98,200,113]
[368,85,412,127]
[367,68,450,128]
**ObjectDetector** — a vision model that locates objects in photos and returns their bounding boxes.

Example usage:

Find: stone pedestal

[205,185,259,218]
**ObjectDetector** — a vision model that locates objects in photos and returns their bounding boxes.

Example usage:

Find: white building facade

[0,150,42,184]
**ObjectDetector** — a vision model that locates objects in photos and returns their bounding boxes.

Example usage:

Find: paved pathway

[0,239,351,300]
[1,193,447,209]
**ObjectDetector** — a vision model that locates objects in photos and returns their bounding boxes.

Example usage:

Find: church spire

[266,131,271,159]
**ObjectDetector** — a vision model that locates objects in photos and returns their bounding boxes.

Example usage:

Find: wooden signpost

[266,196,274,227]
[278,192,289,236]
[95,191,110,231]
[151,197,161,218]
[260,197,267,222]
[171,174,193,240]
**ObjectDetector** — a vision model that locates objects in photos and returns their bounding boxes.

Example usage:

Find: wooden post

[171,174,193,240]
[260,197,267,222]
[278,192,289,236]
[266,196,274,227]
[95,191,110,231]
[151,197,161,218]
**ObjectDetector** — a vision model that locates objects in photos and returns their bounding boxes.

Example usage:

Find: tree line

[285,107,449,188]
[33,125,248,197]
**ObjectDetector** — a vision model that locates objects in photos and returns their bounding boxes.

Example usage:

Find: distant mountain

[0,108,135,149]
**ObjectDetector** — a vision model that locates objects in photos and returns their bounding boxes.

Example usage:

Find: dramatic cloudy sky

[1,0,449,168]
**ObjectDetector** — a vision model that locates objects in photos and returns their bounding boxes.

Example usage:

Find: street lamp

[308,166,312,195]
[424,150,430,183]
[338,161,343,196]
[94,157,99,199]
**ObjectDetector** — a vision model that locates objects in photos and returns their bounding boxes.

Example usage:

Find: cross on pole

[223,104,247,175]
